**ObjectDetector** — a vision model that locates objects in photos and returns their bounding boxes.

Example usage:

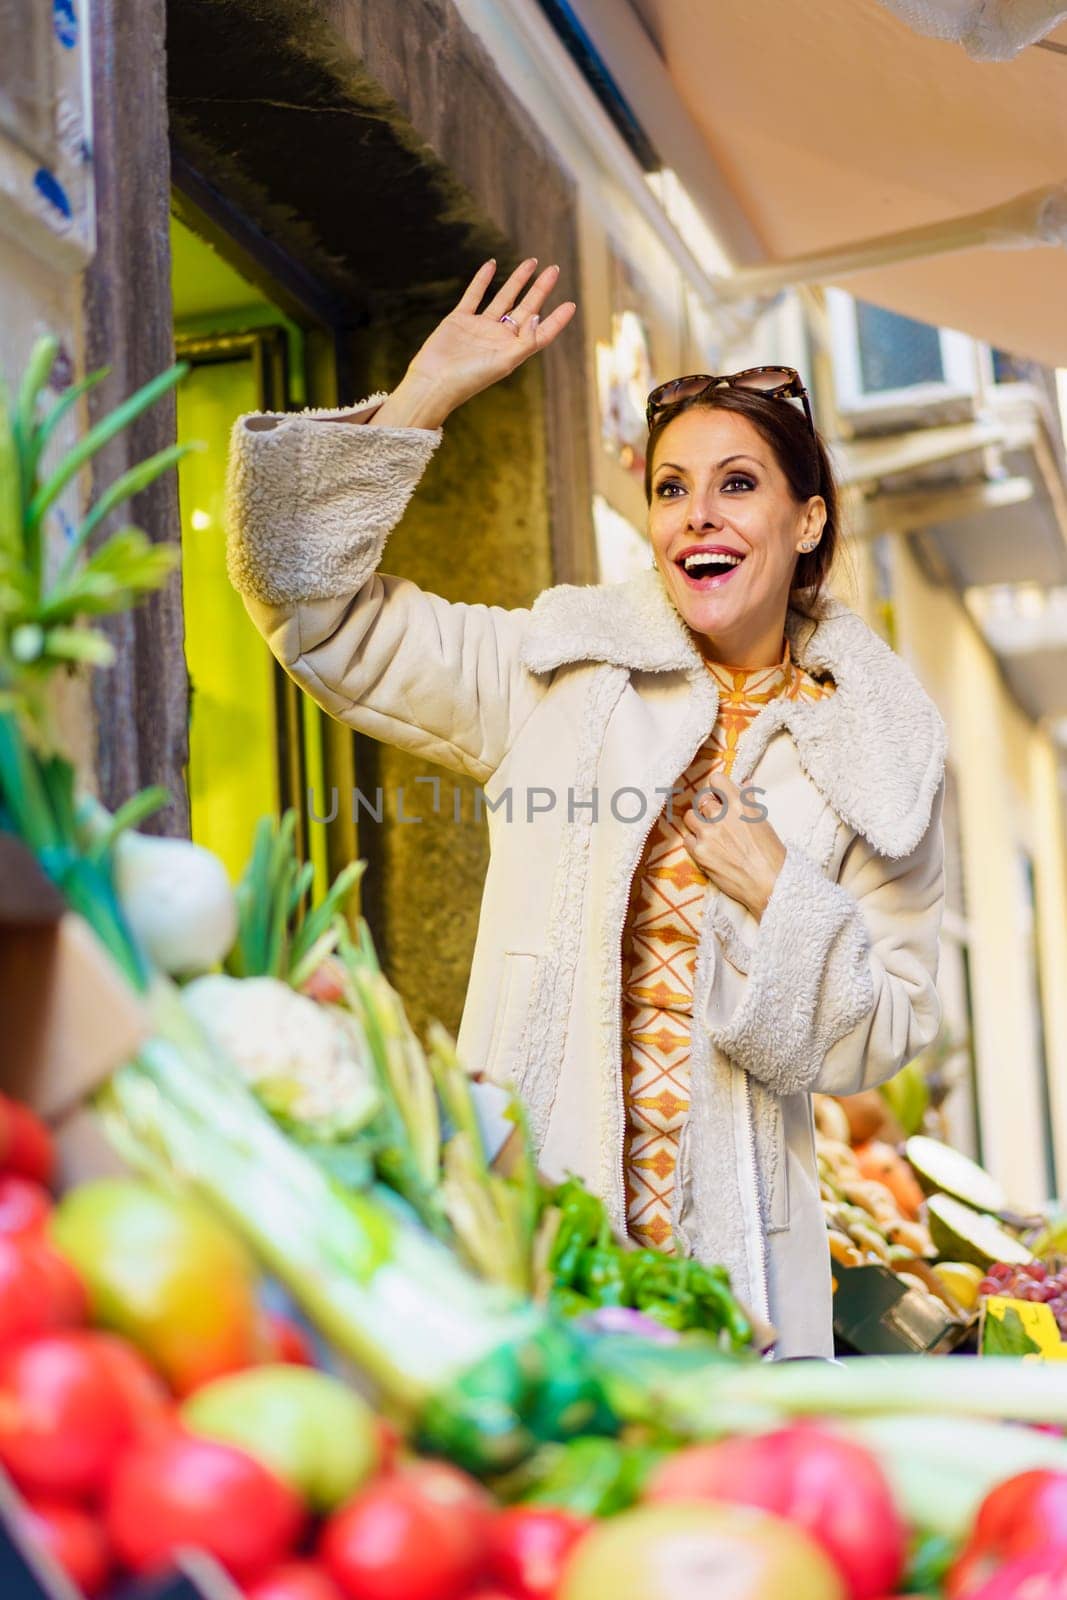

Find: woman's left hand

[680,772,787,921]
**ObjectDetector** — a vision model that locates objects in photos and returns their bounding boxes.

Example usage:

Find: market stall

[3,343,1067,1600]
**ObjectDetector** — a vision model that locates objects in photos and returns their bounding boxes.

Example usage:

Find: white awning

[871,0,1067,60]
[575,0,1067,366]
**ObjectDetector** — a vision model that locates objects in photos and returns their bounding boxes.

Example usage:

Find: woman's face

[647,407,825,658]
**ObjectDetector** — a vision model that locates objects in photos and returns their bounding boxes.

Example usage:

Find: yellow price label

[985,1296,1067,1361]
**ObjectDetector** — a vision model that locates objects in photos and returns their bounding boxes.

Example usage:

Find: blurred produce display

[6,341,1067,1600]
[814,1091,1065,1358]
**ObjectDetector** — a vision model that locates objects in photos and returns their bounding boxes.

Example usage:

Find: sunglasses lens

[650,375,713,415]
[731,368,797,396]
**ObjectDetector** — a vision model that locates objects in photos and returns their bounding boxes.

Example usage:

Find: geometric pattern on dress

[621,635,837,1250]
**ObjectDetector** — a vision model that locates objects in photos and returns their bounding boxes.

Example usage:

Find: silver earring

[799,540,816,552]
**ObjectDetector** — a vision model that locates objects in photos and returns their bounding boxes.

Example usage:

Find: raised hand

[370,258,577,430]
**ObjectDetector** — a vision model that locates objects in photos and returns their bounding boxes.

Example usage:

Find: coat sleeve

[707,777,946,1097]
[225,396,549,784]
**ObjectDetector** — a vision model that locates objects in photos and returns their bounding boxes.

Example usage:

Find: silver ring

[499,313,520,332]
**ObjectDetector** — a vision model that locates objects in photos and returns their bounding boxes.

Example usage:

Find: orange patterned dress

[621,635,837,1251]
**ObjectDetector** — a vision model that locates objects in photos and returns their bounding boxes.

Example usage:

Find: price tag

[985,1296,1067,1360]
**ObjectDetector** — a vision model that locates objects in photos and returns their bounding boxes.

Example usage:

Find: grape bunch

[979,1260,1067,1335]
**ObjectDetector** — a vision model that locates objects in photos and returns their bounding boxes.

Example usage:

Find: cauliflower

[182,975,380,1137]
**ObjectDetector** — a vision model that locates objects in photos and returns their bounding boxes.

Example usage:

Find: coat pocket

[710,894,756,976]
[484,951,541,1087]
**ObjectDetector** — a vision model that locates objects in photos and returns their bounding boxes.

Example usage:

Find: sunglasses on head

[645,366,816,437]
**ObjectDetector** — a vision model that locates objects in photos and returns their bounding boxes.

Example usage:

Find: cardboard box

[0,836,149,1178]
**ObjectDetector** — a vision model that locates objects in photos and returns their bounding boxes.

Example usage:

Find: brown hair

[643,387,847,619]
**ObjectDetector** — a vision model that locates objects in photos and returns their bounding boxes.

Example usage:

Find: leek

[627,1349,1067,1438]
[103,978,531,1403]
[102,977,613,1473]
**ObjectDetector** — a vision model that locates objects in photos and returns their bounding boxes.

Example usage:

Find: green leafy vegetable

[0,336,188,711]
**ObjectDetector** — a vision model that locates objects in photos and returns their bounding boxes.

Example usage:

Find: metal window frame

[173,324,311,865]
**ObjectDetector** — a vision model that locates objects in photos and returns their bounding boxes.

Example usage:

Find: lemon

[932,1260,985,1311]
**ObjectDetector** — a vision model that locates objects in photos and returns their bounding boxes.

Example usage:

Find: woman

[226,256,947,1356]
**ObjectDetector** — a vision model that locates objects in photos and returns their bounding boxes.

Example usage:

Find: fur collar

[520,568,947,859]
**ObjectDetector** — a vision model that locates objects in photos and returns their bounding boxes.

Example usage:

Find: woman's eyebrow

[654,454,765,475]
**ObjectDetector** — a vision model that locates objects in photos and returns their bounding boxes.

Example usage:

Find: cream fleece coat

[225,395,948,1357]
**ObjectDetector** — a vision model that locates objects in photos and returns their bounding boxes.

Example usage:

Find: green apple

[183,1364,380,1511]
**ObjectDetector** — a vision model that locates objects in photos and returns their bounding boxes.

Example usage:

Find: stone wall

[349,310,553,1036]
[167,0,594,1033]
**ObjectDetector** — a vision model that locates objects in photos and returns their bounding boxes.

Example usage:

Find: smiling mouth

[676,551,746,590]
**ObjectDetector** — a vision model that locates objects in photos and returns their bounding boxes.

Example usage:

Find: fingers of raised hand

[455,259,499,314]
[530,298,577,349]
[483,257,542,320]
[512,262,563,321]
[454,257,576,356]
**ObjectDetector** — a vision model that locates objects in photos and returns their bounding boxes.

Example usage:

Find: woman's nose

[687,497,723,531]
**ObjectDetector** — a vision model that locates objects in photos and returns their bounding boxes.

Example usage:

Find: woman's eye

[723,474,756,492]
[654,480,684,498]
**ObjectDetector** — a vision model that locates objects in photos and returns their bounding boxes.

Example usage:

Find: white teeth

[682,552,743,573]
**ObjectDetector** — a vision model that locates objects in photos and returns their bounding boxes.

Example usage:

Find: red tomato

[0,1235,87,1353]
[93,1334,174,1435]
[20,1498,112,1597]
[245,1560,348,1600]
[0,1331,137,1497]
[0,1238,53,1349]
[645,1423,905,1600]
[33,1238,89,1327]
[487,1507,592,1600]
[0,1175,51,1236]
[948,1472,1067,1596]
[966,1551,1067,1599]
[265,1309,316,1367]
[106,1432,305,1580]
[321,1459,493,1600]
[1,1099,56,1187]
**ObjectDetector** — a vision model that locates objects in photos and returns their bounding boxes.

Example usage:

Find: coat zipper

[729,750,772,1325]
[742,1074,771,1327]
